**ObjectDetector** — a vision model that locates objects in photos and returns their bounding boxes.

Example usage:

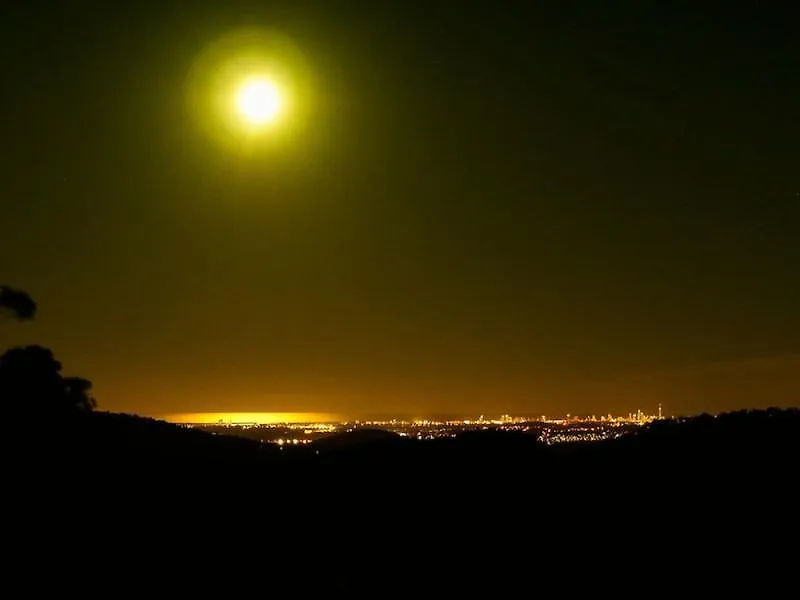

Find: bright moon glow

[186,27,311,150]
[235,77,283,125]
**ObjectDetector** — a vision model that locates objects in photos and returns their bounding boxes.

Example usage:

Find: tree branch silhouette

[0,286,37,321]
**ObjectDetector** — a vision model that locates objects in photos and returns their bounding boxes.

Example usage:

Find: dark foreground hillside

[6,408,799,592]
[11,408,800,498]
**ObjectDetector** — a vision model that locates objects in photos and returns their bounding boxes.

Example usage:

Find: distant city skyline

[172,407,674,447]
[161,406,665,425]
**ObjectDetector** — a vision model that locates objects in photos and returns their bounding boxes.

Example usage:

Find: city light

[169,408,667,446]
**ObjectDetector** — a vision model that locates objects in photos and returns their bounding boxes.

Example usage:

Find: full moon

[235,77,283,126]
[186,27,312,151]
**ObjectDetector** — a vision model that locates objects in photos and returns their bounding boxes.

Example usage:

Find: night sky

[1,1,798,418]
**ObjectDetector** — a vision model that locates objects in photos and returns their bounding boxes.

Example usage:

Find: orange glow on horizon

[161,412,341,424]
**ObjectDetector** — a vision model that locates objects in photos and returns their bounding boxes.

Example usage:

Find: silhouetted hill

[7,408,798,592]
[9,410,277,470]
[13,408,798,476]
[8,408,798,511]
[313,427,403,451]
[593,408,800,473]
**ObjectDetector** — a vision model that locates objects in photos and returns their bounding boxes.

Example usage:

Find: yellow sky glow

[162,412,342,424]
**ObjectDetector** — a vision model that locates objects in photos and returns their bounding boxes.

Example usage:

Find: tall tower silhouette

[658,403,663,419]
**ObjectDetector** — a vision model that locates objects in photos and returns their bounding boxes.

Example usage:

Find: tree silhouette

[0,286,36,321]
[0,345,97,415]
[0,286,96,415]
[64,376,97,412]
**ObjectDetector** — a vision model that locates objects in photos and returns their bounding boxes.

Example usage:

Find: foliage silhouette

[64,376,97,412]
[0,345,96,415]
[0,285,36,321]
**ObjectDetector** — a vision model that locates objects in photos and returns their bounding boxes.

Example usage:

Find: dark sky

[1,1,798,417]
